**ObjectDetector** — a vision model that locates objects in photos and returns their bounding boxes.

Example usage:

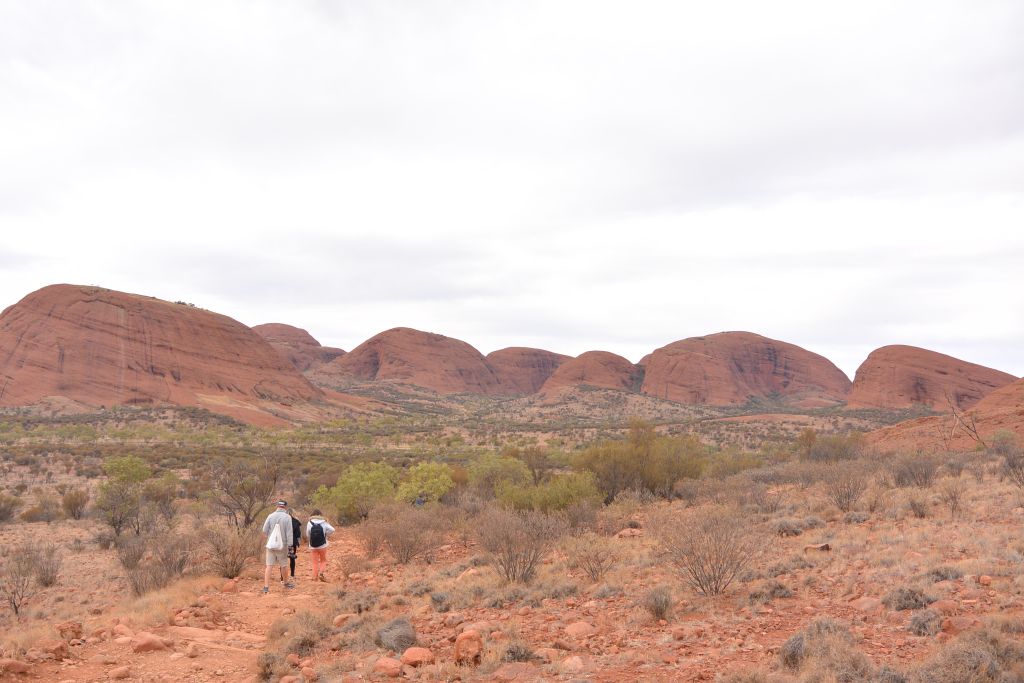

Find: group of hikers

[261,500,336,594]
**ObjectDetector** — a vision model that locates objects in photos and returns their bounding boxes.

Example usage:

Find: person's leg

[319,549,328,581]
[310,549,321,581]
[263,551,274,592]
[289,550,296,578]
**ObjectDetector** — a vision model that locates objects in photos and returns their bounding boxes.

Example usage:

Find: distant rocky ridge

[0,285,1018,427]
[252,323,345,372]
[0,285,331,426]
[847,345,1015,410]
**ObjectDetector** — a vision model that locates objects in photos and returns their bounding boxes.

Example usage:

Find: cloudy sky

[2,1,1022,378]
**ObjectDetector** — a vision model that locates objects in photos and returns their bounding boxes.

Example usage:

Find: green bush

[311,462,399,522]
[468,455,531,498]
[496,472,601,512]
[395,462,454,504]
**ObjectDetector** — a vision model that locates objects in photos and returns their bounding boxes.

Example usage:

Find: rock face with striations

[252,323,345,372]
[0,285,323,423]
[847,345,1015,410]
[486,347,571,394]
[640,331,851,407]
[319,327,503,395]
[539,351,643,395]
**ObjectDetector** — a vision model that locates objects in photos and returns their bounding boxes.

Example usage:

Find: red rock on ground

[485,347,571,394]
[539,351,642,395]
[848,345,1015,410]
[252,323,345,372]
[454,629,483,665]
[318,327,503,394]
[0,284,325,425]
[641,331,851,406]
[399,647,434,667]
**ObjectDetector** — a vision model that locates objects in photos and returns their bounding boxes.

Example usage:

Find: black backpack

[309,521,326,547]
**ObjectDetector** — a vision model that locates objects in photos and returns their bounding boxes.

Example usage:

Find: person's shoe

[284,582,295,589]
[318,573,327,583]
[261,586,269,594]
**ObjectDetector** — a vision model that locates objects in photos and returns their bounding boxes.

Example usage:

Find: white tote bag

[266,523,284,550]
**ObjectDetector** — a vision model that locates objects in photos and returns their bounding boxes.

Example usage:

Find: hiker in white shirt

[261,500,295,594]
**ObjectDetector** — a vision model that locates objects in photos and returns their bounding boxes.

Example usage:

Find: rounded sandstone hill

[319,327,502,394]
[640,331,851,407]
[0,285,323,419]
[252,323,345,372]
[868,376,1024,452]
[539,351,643,395]
[485,347,571,394]
[847,345,1015,410]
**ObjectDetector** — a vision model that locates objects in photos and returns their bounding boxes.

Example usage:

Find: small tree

[142,473,180,522]
[207,456,280,528]
[653,506,761,596]
[0,546,37,616]
[95,479,141,536]
[506,446,554,485]
[824,463,868,512]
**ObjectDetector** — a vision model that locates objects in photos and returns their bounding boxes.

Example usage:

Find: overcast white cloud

[1,0,1022,378]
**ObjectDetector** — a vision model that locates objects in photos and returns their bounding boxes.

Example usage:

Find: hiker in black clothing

[288,509,302,580]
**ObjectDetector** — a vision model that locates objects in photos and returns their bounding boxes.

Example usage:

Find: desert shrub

[468,455,532,498]
[883,586,934,611]
[354,515,387,559]
[991,430,1019,457]
[204,524,261,578]
[33,543,61,587]
[909,626,1024,682]
[255,652,288,682]
[573,420,704,502]
[773,518,804,537]
[749,579,793,605]
[562,499,599,535]
[116,536,146,570]
[767,555,814,577]
[94,530,115,550]
[284,611,332,655]
[653,505,761,596]
[429,592,450,612]
[151,533,194,581]
[504,445,554,485]
[61,488,89,520]
[874,667,908,683]
[1002,449,1024,490]
[805,434,863,462]
[937,477,968,517]
[502,642,534,662]
[370,503,444,564]
[907,495,929,518]
[0,493,22,523]
[310,461,399,522]
[395,461,454,504]
[747,483,786,514]
[925,565,962,583]
[641,585,673,620]
[375,617,416,651]
[564,532,619,582]
[844,511,870,524]
[0,545,37,615]
[203,455,279,529]
[142,473,180,522]
[496,472,602,513]
[892,455,940,488]
[476,507,565,583]
[779,617,874,680]
[338,589,377,614]
[802,515,825,529]
[718,672,771,683]
[824,463,868,512]
[704,449,763,480]
[908,609,941,636]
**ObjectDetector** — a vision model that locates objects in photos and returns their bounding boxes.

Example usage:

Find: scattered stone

[400,647,434,667]
[616,528,643,538]
[285,653,301,667]
[220,580,238,593]
[333,613,357,628]
[803,543,831,553]
[131,632,169,653]
[40,640,70,660]
[301,666,317,680]
[560,655,585,673]
[931,599,958,616]
[373,657,402,678]
[942,616,982,636]
[454,629,483,665]
[564,621,596,638]
[109,665,131,679]
[978,575,993,587]
[849,597,883,613]
[55,621,83,641]
[113,624,134,638]
[492,662,541,681]
[0,659,32,674]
